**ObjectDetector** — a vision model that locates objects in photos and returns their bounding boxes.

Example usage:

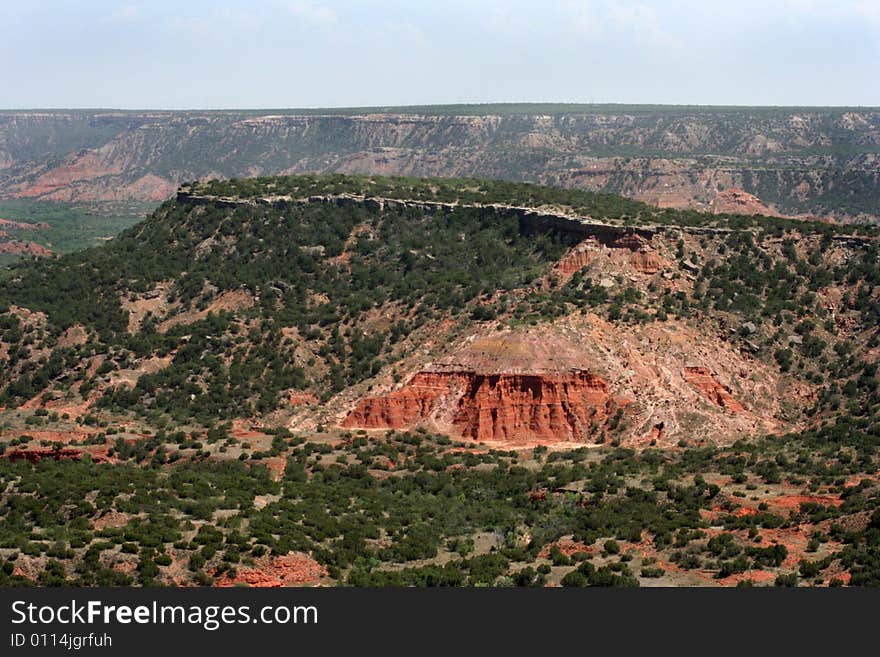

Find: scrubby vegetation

[187,174,878,235]
[0,191,575,420]
[0,175,878,587]
[0,199,147,267]
[1,425,878,587]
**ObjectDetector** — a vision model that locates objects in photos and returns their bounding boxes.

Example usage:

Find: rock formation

[2,447,110,463]
[629,250,665,274]
[682,366,745,412]
[342,371,449,429]
[0,240,52,256]
[343,370,623,444]
[1,109,876,221]
[710,188,780,217]
[554,242,594,279]
[289,392,319,406]
[214,552,327,588]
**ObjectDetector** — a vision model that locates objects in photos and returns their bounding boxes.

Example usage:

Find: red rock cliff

[342,372,455,428]
[342,370,622,444]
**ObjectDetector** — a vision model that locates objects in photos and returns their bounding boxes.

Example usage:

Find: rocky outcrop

[0,217,50,230]
[214,552,327,588]
[342,369,623,444]
[0,240,52,257]
[553,231,670,280]
[3,447,110,463]
[612,234,649,251]
[629,250,665,274]
[608,234,668,274]
[711,188,781,217]
[682,367,745,413]
[289,392,319,406]
[554,242,594,279]
[341,372,454,429]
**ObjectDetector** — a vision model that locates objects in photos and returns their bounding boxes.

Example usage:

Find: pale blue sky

[1,0,878,108]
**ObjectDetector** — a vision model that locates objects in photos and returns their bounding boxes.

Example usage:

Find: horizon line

[2,102,879,114]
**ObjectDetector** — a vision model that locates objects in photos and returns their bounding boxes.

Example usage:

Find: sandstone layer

[343,370,622,444]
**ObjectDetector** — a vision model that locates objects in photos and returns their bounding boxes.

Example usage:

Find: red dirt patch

[261,456,287,482]
[749,525,839,570]
[682,366,745,413]
[231,418,268,440]
[733,506,758,517]
[538,538,594,558]
[767,494,843,512]
[0,240,52,257]
[214,552,327,588]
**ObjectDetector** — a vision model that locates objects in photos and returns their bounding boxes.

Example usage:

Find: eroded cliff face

[342,370,622,444]
[551,231,670,282]
[554,242,594,279]
[683,367,745,413]
[342,371,451,429]
[330,299,806,449]
[1,110,877,220]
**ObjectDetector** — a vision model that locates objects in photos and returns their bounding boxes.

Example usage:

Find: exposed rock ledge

[341,369,626,445]
[176,188,874,246]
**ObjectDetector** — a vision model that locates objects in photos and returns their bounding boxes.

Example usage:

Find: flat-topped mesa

[341,369,624,445]
[175,187,656,244]
[175,186,877,246]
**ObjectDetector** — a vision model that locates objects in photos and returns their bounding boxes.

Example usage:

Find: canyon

[1,106,878,222]
[1,174,877,588]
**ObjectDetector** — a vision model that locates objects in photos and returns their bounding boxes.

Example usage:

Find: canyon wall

[1,108,878,221]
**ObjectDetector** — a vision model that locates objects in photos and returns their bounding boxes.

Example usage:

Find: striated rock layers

[342,369,624,444]
[3,110,878,221]
[555,242,594,279]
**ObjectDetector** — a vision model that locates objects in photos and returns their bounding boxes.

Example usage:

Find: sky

[1,0,878,109]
